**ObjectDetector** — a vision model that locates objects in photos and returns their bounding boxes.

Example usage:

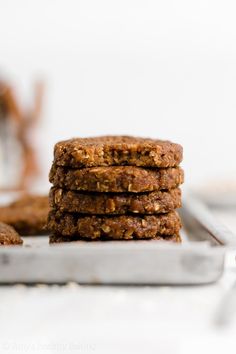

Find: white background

[1,0,236,188]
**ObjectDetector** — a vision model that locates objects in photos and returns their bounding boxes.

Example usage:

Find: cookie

[47,210,181,239]
[0,222,23,245]
[49,165,184,193]
[49,233,182,243]
[53,136,183,168]
[9,194,48,209]
[49,187,181,214]
[0,195,49,235]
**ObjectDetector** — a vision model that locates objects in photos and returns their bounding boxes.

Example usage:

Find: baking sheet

[0,196,234,285]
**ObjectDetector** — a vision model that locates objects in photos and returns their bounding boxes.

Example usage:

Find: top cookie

[53,136,183,168]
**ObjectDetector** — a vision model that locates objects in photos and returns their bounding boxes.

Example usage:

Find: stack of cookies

[48,136,184,243]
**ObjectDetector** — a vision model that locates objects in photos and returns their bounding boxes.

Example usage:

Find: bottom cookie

[47,210,181,240]
[0,222,23,246]
[49,233,181,244]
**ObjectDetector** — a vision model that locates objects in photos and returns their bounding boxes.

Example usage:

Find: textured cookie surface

[0,195,49,236]
[47,211,181,239]
[50,187,181,214]
[0,222,23,245]
[49,233,182,243]
[53,136,183,168]
[49,165,184,193]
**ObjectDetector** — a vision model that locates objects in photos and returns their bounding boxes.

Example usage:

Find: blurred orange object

[0,79,44,191]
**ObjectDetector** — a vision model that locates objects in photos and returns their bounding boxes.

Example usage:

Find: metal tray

[0,196,235,285]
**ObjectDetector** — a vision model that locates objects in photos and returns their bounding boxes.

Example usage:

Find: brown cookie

[9,194,48,209]
[49,165,184,193]
[49,187,181,215]
[0,195,49,236]
[49,233,182,243]
[0,222,23,246]
[47,210,181,240]
[53,136,183,168]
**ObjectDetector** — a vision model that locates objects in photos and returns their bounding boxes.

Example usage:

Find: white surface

[0,257,235,354]
[1,1,236,188]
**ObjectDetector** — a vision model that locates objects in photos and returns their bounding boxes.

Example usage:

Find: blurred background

[1,0,236,192]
